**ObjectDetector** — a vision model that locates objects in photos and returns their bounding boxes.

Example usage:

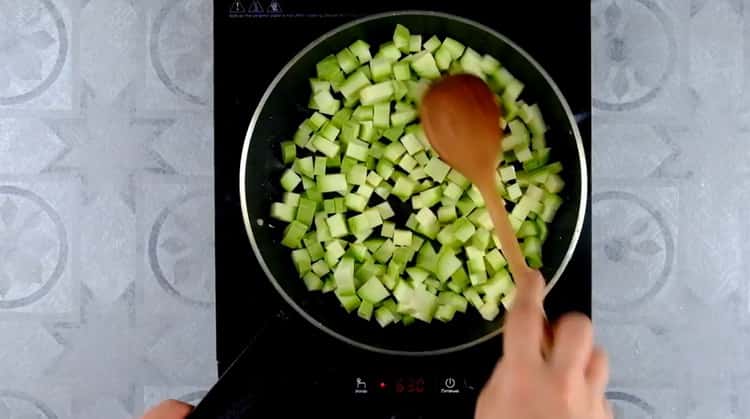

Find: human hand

[141,400,193,419]
[476,271,612,419]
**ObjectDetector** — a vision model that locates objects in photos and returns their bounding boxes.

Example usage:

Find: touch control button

[441,377,460,394]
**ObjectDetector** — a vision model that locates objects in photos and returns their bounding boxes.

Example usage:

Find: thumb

[512,269,544,308]
[142,400,193,419]
[503,269,547,360]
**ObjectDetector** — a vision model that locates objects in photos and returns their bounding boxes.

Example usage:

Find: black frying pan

[240,11,587,356]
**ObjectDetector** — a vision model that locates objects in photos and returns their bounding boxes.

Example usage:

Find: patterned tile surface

[593,0,747,415]
[0,0,746,417]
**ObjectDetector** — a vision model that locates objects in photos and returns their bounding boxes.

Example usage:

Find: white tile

[592,0,690,123]
[46,285,143,404]
[691,0,743,114]
[44,87,176,208]
[683,381,738,419]
[138,0,212,112]
[0,383,71,419]
[0,176,80,318]
[0,118,66,173]
[605,387,685,419]
[152,113,214,176]
[143,311,216,386]
[592,122,675,179]
[136,173,214,317]
[597,322,686,387]
[80,0,140,104]
[79,192,136,304]
[0,0,76,114]
[74,397,131,419]
[644,122,748,181]
[732,375,750,418]
[0,322,63,380]
[675,178,745,310]
[592,181,681,323]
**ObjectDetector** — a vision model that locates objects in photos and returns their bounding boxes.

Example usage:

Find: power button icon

[444,377,456,389]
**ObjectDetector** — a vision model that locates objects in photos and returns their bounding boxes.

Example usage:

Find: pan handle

[187,310,296,419]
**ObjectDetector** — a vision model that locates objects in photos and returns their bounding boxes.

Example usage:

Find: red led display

[395,377,425,394]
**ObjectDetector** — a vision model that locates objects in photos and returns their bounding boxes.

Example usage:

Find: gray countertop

[0,0,746,417]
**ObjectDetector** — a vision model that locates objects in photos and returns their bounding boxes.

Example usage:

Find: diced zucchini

[399,154,418,172]
[502,78,525,102]
[336,292,361,313]
[423,35,441,52]
[374,306,396,327]
[392,80,408,101]
[271,202,296,223]
[370,57,392,83]
[373,102,390,129]
[336,48,359,74]
[358,277,390,304]
[282,221,308,248]
[545,173,565,194]
[393,24,411,53]
[383,125,405,142]
[318,174,348,193]
[360,81,394,105]
[442,37,466,59]
[437,248,462,282]
[459,48,483,78]
[339,70,372,99]
[507,183,523,201]
[480,54,501,73]
[541,192,563,223]
[310,79,330,94]
[526,104,547,135]
[295,197,317,225]
[392,176,417,201]
[485,249,507,272]
[376,42,402,62]
[409,35,422,52]
[391,109,418,127]
[517,220,539,238]
[352,105,373,121]
[311,89,341,115]
[406,79,430,104]
[410,51,441,79]
[435,45,452,70]
[453,218,476,244]
[273,25,567,327]
[392,60,411,81]
[349,40,372,64]
[424,157,451,182]
[479,302,500,321]
[280,141,296,164]
[326,213,348,238]
[280,169,301,191]
[311,135,341,158]
[393,229,413,247]
[291,248,311,276]
[357,300,374,320]
[466,186,485,207]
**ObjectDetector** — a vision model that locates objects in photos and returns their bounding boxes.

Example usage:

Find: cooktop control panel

[349,375,477,397]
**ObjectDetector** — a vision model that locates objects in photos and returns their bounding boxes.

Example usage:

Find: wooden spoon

[420,74,536,285]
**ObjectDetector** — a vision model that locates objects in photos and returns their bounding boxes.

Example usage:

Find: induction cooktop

[210,1,591,417]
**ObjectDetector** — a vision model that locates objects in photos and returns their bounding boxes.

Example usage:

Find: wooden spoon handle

[478,181,533,282]
[480,180,551,357]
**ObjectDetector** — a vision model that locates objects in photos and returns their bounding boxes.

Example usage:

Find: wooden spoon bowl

[420,74,535,283]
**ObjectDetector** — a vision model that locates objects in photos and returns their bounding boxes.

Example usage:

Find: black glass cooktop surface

[212,1,591,417]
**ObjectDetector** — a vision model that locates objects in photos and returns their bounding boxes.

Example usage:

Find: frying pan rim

[239,10,588,356]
